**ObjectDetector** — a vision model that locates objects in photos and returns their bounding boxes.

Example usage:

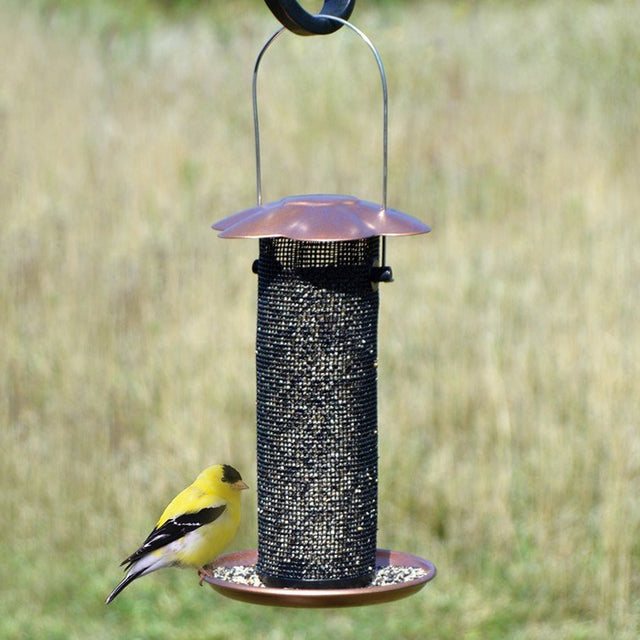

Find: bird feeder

[205,0,436,607]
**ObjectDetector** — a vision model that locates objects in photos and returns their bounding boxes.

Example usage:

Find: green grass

[1,1,639,638]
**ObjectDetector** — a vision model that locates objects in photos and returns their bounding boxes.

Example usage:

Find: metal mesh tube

[255,237,379,588]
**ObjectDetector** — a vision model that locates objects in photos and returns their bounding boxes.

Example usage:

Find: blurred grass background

[1,0,639,638]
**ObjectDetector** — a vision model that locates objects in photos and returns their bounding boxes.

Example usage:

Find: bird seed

[210,564,428,589]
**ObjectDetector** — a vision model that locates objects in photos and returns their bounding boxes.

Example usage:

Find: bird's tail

[106,552,169,604]
[105,568,147,604]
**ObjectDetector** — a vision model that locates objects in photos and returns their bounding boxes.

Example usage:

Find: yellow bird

[106,464,248,604]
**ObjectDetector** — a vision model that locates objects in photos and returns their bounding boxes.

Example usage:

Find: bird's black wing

[120,504,226,569]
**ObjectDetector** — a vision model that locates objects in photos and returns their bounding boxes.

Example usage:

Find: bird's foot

[198,566,215,586]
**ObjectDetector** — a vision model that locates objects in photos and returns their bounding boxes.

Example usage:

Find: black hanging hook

[263,0,356,35]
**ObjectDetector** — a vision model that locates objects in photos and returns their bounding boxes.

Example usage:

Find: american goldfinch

[106,464,248,604]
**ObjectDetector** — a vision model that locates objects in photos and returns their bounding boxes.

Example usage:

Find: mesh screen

[255,237,380,588]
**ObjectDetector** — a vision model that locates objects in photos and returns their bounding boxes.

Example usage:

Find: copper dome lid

[213,194,430,242]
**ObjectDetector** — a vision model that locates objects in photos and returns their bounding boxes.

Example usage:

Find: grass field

[1,1,639,638]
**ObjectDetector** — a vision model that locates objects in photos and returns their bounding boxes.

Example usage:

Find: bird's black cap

[222,465,243,484]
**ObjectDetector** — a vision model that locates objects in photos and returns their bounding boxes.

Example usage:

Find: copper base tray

[204,549,436,608]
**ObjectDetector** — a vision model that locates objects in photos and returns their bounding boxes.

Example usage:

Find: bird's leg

[197,566,216,586]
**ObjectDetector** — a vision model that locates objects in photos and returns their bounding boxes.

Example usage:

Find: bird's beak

[232,480,249,491]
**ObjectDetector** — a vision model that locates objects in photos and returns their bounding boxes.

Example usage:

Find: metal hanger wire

[251,17,390,263]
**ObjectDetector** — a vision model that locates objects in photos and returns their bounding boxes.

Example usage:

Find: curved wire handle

[252,17,389,214]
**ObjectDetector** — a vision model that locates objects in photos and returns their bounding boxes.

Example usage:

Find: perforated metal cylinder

[255,237,379,588]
